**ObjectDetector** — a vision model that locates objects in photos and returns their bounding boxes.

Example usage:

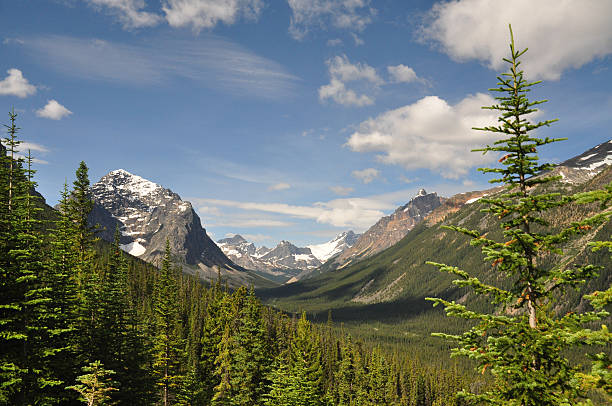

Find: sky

[1,0,612,248]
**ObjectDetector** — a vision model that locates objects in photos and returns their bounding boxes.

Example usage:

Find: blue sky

[2,0,611,247]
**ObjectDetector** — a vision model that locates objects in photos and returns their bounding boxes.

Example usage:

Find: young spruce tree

[427,26,612,405]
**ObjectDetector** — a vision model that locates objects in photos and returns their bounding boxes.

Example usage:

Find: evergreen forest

[1,30,611,405]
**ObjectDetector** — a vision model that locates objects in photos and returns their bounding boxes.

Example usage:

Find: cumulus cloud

[36,100,73,120]
[85,0,162,28]
[268,182,291,191]
[329,185,353,196]
[319,54,382,106]
[346,93,500,179]
[287,0,375,40]
[327,38,343,46]
[420,0,612,80]
[163,0,263,31]
[351,168,379,184]
[0,69,36,98]
[387,64,419,83]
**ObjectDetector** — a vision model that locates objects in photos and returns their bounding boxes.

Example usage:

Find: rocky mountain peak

[218,234,248,245]
[545,139,612,184]
[90,169,233,273]
[332,191,442,269]
[560,139,612,171]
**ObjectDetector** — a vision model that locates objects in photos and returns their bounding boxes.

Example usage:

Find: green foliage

[427,26,612,405]
[152,240,186,405]
[67,360,118,406]
[0,111,65,404]
[264,312,324,406]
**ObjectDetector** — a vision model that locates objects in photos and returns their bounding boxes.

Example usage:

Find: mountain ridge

[89,169,275,287]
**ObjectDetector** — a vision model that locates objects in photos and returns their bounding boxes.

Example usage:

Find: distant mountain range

[217,231,360,283]
[258,139,612,321]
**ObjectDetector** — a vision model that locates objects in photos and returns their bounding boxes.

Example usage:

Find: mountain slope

[259,143,612,323]
[90,169,276,288]
[328,189,442,270]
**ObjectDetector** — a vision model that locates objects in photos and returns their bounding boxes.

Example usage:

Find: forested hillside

[1,111,470,405]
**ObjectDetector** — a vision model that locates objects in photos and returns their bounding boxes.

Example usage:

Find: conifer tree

[45,182,80,402]
[67,360,118,406]
[333,335,357,406]
[367,346,394,406]
[69,161,94,265]
[199,280,226,404]
[230,288,271,405]
[427,26,612,405]
[152,240,186,406]
[0,111,63,404]
[264,312,324,406]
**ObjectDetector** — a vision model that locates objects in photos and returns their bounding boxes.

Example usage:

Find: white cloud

[163,0,263,31]
[350,32,364,46]
[319,79,373,106]
[193,188,418,231]
[18,142,49,154]
[420,0,612,80]
[198,205,222,216]
[1,140,50,164]
[346,93,500,179]
[327,38,343,46]
[36,100,73,120]
[352,168,379,184]
[0,69,36,98]
[387,64,419,83]
[329,185,353,196]
[243,233,273,242]
[85,0,162,28]
[193,196,385,230]
[328,54,381,83]
[14,36,298,100]
[211,219,293,227]
[268,182,291,191]
[287,0,375,40]
[319,54,382,106]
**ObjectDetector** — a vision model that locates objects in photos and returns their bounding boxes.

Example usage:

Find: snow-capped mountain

[307,231,361,263]
[259,240,321,270]
[217,236,320,281]
[217,232,362,283]
[550,139,612,183]
[89,170,267,286]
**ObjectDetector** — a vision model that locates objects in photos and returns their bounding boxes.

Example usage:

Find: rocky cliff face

[90,169,238,275]
[331,189,442,269]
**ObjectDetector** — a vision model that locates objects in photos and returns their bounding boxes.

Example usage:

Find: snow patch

[577,154,612,170]
[120,241,146,256]
[466,195,485,204]
[294,254,314,262]
[580,153,597,161]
